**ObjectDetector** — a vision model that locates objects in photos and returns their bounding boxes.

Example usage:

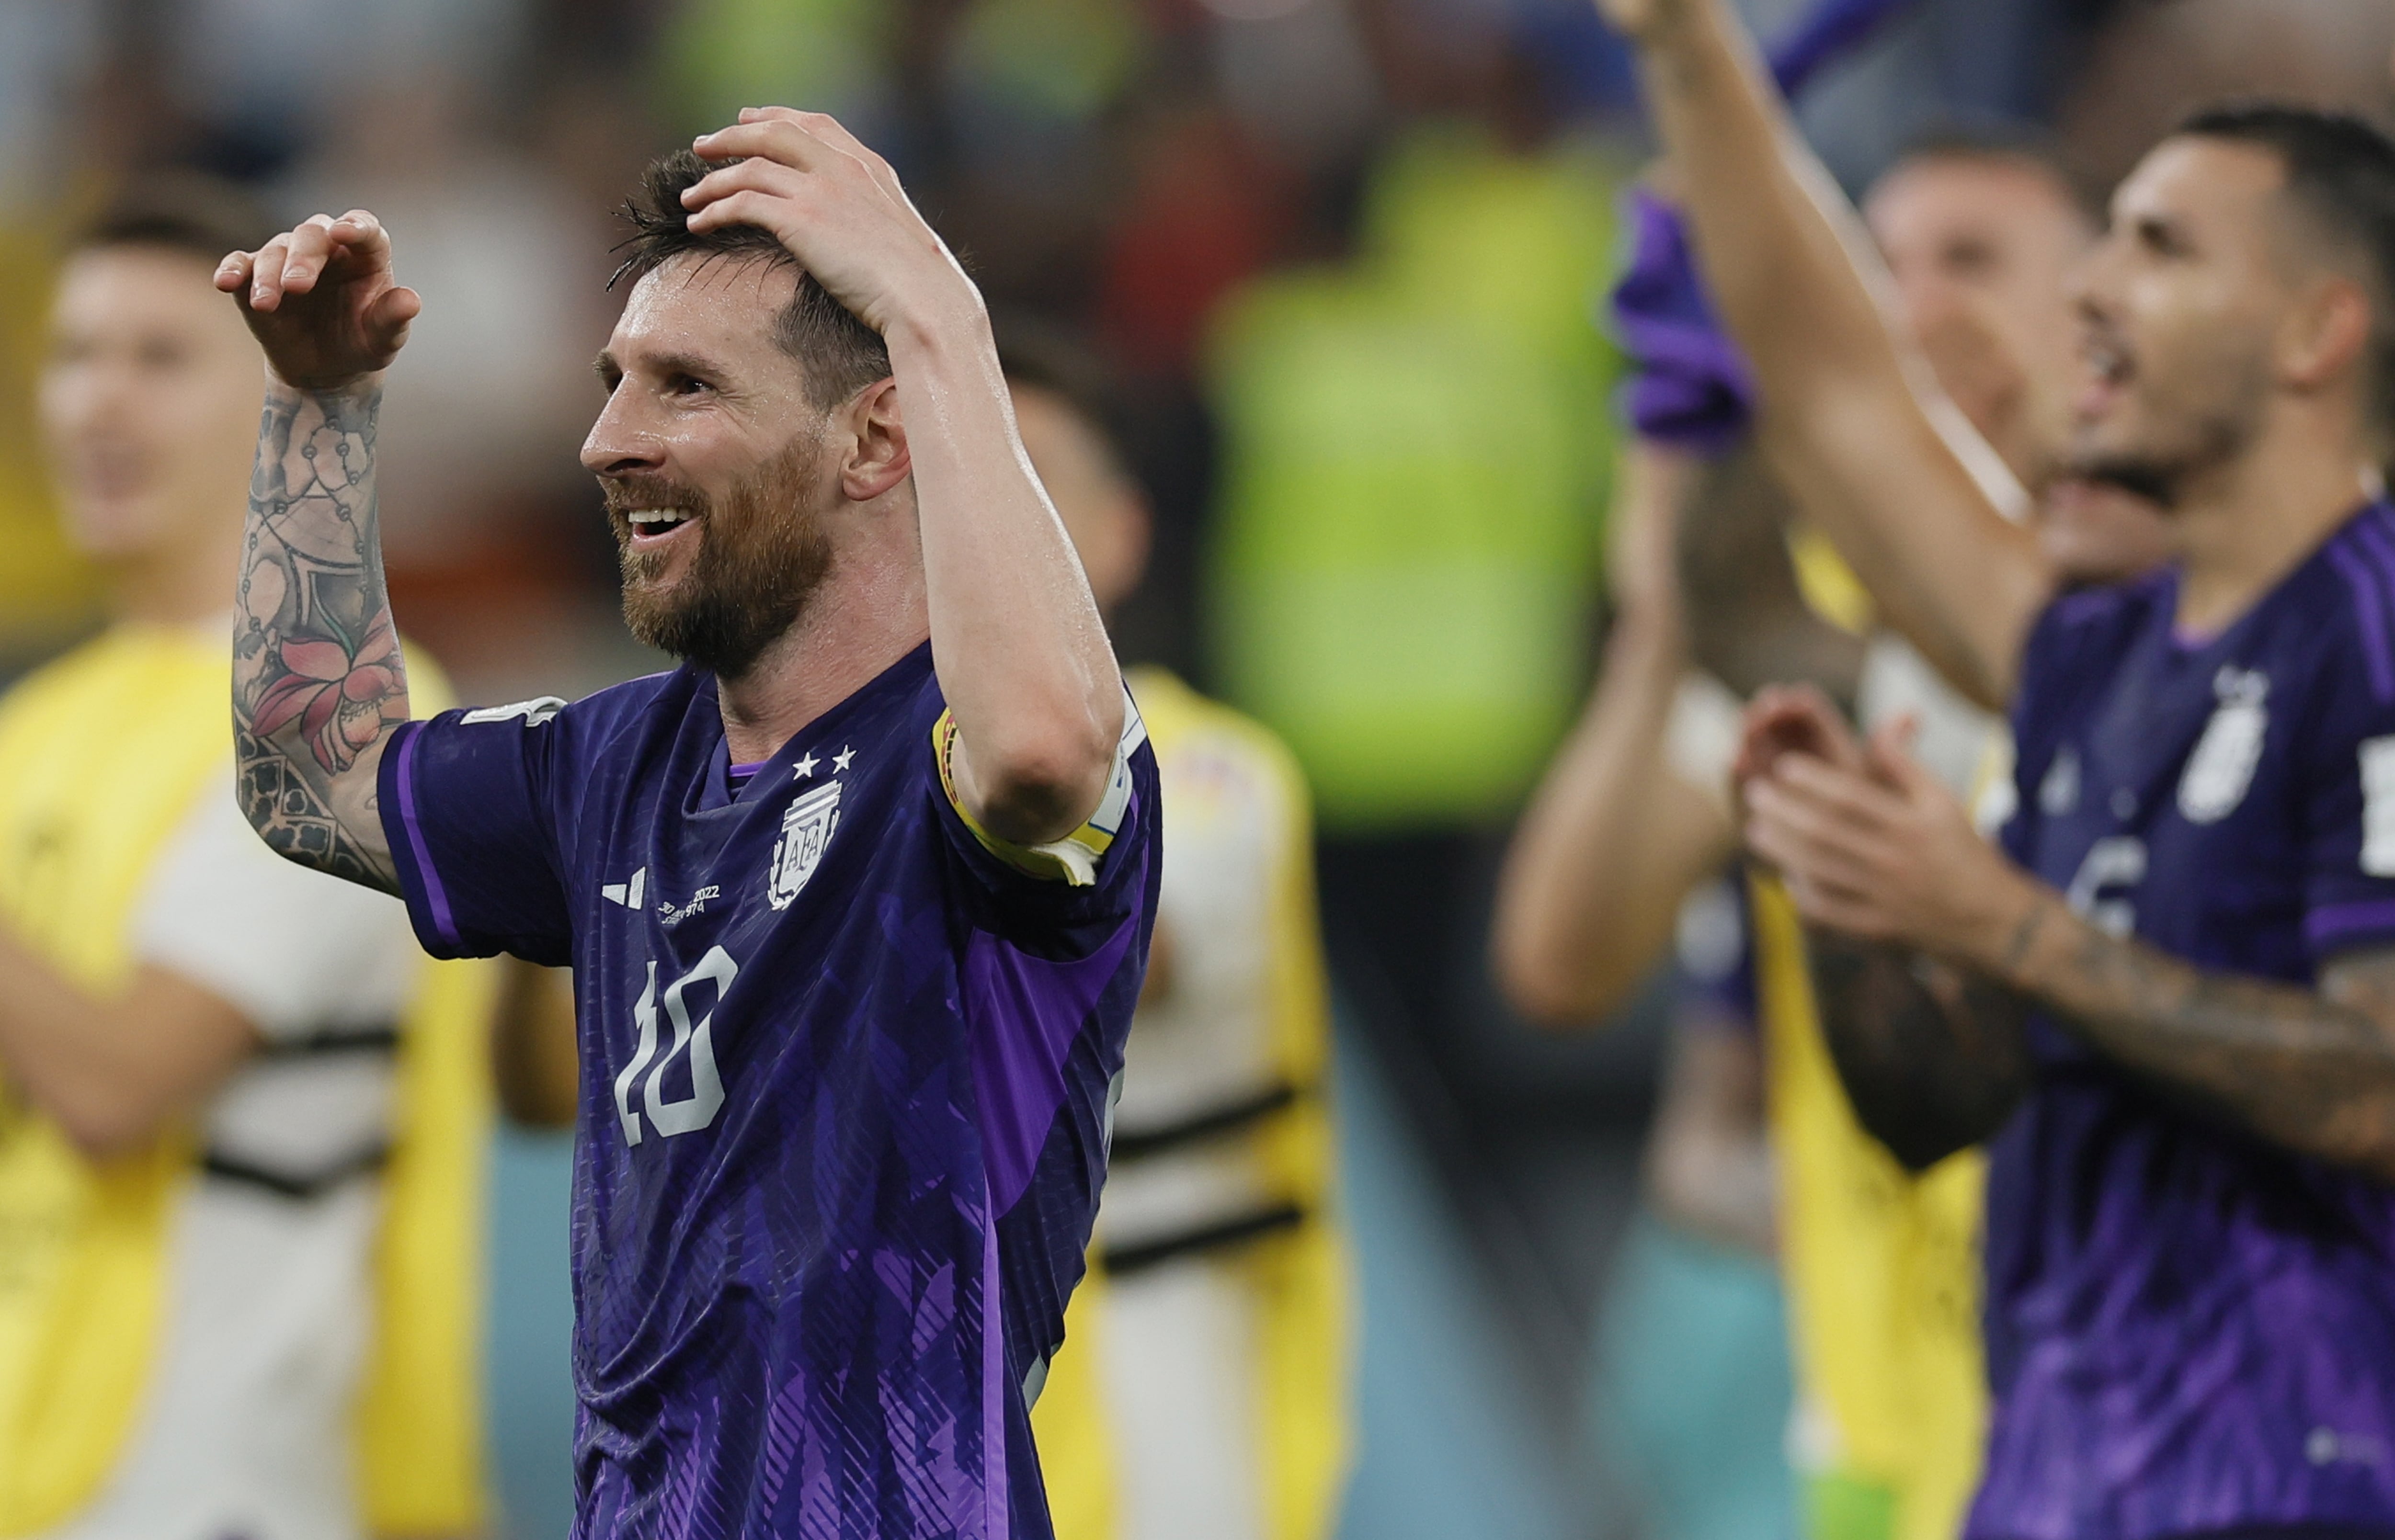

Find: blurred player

[218,111,1157,1539]
[0,178,491,1540]
[1497,127,2166,1540]
[1003,336,1352,1540]
[1603,0,2395,1527]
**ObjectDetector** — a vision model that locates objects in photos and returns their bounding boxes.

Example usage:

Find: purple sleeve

[927,733,1159,954]
[376,711,574,966]
[2299,654,2395,961]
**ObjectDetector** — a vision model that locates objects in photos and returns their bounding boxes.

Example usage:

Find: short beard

[2068,354,2269,511]
[608,437,833,679]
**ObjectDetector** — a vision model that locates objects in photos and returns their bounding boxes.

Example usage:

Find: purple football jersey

[1981,503,2395,1540]
[378,643,1159,1539]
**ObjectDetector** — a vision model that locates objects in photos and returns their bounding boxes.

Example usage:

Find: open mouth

[624,507,700,547]
[2076,332,2135,419]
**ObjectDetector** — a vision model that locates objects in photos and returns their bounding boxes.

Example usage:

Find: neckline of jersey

[695,640,936,812]
[2163,498,2390,656]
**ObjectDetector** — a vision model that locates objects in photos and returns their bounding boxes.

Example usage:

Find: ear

[839,377,912,502]
[1079,486,1154,613]
[2280,274,2374,395]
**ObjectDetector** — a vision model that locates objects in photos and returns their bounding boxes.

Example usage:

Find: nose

[1895,270,1962,345]
[2063,238,2116,326]
[580,386,664,477]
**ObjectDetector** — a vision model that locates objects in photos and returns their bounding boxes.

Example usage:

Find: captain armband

[934,691,1146,887]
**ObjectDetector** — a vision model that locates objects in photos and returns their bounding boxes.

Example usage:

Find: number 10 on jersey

[615,947,737,1144]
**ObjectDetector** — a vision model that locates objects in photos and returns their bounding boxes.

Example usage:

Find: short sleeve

[377,698,573,965]
[2300,657,2395,961]
[929,694,1159,948]
[136,769,421,1040]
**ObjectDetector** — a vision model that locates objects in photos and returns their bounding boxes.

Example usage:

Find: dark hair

[1885,121,2104,229]
[73,170,278,265]
[611,149,891,409]
[2175,102,2395,434]
[992,316,1135,477]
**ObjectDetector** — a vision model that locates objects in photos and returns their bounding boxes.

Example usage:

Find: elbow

[1491,930,1627,1030]
[968,711,1120,847]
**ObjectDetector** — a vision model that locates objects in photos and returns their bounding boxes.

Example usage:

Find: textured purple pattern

[2308,900,2395,951]
[382,648,1158,1538]
[967,911,1139,1213]
[1978,506,2395,1537]
[391,724,459,949]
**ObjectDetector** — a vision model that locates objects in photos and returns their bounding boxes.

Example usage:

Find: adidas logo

[603,868,648,908]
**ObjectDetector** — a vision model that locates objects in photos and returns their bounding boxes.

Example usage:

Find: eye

[667,373,714,398]
[2134,215,2187,259]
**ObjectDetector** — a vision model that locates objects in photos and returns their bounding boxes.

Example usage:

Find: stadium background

[1,0,2391,1536]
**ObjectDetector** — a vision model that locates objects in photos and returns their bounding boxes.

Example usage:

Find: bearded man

[217,111,1158,1539]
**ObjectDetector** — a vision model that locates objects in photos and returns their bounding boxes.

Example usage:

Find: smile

[625,508,700,547]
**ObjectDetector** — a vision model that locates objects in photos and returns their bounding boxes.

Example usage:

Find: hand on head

[215,212,421,392]
[683,108,977,341]
[1735,688,2031,961]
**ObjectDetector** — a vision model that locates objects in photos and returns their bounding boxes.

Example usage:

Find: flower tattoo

[249,610,405,773]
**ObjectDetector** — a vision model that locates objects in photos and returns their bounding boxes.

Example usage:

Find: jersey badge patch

[768,779,843,910]
[2038,746,2080,816]
[2178,666,2269,825]
[461,695,566,726]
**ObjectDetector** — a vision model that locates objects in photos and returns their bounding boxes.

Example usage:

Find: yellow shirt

[1034,668,1353,1540]
[0,624,491,1536]
[1756,532,1990,1540]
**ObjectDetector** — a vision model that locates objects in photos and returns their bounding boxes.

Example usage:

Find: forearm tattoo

[2020,914,2395,1180]
[231,383,407,893]
[1805,930,2033,1171]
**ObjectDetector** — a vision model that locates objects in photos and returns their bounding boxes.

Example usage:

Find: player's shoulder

[2292,502,2395,691]
[2036,567,2174,645]
[2021,568,2174,689]
[438,667,694,748]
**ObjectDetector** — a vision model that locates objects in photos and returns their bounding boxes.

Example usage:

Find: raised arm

[683,110,1123,844]
[1494,445,1738,1023]
[216,213,422,891]
[1599,0,2053,707]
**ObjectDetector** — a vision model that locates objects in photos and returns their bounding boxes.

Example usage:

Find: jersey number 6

[614,947,737,1144]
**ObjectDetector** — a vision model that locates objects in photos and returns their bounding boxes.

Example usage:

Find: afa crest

[2178,666,2269,825]
[768,780,843,910]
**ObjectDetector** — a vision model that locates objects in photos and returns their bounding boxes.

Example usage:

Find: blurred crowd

[5,1,2395,1538]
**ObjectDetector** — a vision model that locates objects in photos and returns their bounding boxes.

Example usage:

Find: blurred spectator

[0,3,106,669]
[1503,445,1814,1540]
[162,0,528,172]
[2056,0,2395,186]
[1005,332,1355,1540]
[0,173,493,1540]
[1204,134,1620,821]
